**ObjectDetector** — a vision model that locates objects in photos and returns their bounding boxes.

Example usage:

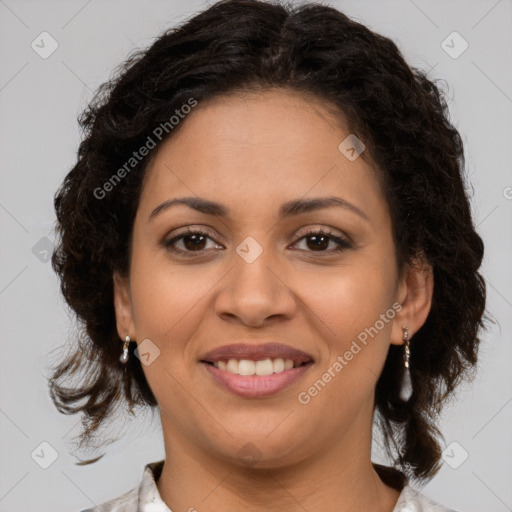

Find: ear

[113,270,136,340]
[390,256,434,345]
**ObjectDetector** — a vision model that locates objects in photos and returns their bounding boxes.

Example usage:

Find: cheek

[130,258,210,345]
[293,269,396,434]
[127,254,213,413]
[298,260,395,347]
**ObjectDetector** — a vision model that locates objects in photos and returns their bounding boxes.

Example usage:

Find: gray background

[0,1,511,511]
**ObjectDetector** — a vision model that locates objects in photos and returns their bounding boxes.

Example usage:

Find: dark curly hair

[48,0,488,483]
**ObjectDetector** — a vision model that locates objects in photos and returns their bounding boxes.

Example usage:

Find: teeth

[226,359,239,374]
[274,358,284,373]
[255,358,274,376]
[213,358,297,375]
[238,359,255,376]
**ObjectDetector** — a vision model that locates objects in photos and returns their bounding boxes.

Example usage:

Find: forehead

[138,88,385,222]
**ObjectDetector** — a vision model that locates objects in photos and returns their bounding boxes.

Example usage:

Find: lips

[199,342,314,398]
[200,342,314,366]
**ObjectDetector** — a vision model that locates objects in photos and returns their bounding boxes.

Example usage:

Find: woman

[48,1,487,511]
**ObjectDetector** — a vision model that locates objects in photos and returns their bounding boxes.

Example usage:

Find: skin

[113,88,433,512]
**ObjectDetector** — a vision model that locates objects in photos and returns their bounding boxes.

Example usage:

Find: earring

[119,334,131,364]
[399,326,413,401]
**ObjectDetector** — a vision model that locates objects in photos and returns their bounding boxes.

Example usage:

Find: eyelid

[162,226,223,251]
[162,224,353,256]
[295,225,350,241]
[292,227,352,251]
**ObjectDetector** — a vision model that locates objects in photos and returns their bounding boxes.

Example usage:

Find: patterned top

[78,460,460,512]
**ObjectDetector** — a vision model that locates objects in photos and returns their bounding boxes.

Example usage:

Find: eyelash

[161,227,352,257]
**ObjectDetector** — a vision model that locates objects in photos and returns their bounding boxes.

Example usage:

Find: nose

[214,243,297,328]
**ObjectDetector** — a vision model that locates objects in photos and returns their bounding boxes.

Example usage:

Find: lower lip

[201,362,314,398]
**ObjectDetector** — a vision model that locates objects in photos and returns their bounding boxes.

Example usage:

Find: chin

[211,431,310,470]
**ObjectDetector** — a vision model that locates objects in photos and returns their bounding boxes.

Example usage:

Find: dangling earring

[399,326,413,401]
[119,334,131,364]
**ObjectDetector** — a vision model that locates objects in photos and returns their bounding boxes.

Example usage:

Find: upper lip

[200,342,314,365]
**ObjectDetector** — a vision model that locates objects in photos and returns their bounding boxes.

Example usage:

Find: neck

[156,404,402,512]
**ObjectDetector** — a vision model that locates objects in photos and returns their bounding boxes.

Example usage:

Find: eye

[162,228,224,256]
[292,229,352,254]
[162,227,352,257]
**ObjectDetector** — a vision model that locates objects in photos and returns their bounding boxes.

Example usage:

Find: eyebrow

[148,196,369,222]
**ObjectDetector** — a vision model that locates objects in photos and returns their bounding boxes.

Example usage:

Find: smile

[212,357,298,375]
[199,342,315,397]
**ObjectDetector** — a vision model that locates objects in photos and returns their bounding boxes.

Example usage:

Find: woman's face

[114,88,432,468]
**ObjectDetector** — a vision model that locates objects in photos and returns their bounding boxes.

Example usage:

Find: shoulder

[393,485,462,512]
[76,459,167,512]
[77,485,138,512]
